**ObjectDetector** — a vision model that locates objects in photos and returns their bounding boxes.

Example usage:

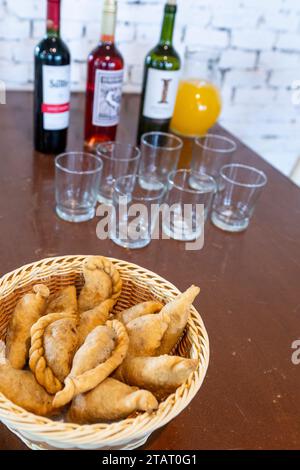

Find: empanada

[116,301,163,325]
[70,324,115,374]
[114,355,198,399]
[126,310,170,356]
[43,317,78,383]
[78,257,122,312]
[6,284,50,369]
[156,286,200,355]
[53,319,129,408]
[78,298,115,346]
[68,378,158,423]
[45,286,77,316]
[29,312,78,394]
[0,363,55,416]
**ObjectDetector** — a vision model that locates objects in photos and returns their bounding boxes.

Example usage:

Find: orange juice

[170,79,222,137]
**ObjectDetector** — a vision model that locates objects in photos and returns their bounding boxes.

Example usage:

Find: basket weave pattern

[0,256,209,450]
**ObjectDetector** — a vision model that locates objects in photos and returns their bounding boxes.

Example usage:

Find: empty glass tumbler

[163,169,217,241]
[139,132,183,190]
[190,134,237,190]
[110,175,165,249]
[55,152,103,223]
[211,163,267,232]
[96,142,141,204]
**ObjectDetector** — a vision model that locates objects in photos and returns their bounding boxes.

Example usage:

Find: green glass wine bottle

[137,0,181,143]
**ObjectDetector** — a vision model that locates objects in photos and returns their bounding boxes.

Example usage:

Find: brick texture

[0,0,299,176]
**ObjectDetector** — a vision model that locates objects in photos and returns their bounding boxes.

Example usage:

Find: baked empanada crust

[44,317,78,383]
[114,355,198,399]
[68,378,158,423]
[0,363,55,416]
[5,284,50,369]
[156,286,200,355]
[126,310,170,356]
[45,286,78,316]
[29,312,78,394]
[78,257,122,312]
[78,298,115,346]
[70,325,116,376]
[116,301,163,325]
[53,319,129,408]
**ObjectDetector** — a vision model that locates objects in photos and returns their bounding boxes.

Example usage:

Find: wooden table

[0,92,300,450]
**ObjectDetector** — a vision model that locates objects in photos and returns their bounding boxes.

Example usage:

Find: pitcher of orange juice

[170,47,222,168]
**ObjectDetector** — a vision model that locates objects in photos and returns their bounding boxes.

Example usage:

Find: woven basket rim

[0,255,209,448]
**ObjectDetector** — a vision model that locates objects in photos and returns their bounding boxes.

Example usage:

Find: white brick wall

[0,0,300,177]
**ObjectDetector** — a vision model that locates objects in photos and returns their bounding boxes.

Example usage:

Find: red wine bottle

[84,0,124,148]
[34,0,71,154]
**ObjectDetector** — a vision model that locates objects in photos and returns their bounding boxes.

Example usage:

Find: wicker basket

[0,255,209,450]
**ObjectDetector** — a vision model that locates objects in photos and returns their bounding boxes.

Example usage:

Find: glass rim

[168,169,217,195]
[185,45,222,57]
[220,163,268,188]
[141,132,183,152]
[194,134,237,154]
[55,152,103,175]
[96,141,141,162]
[114,174,166,202]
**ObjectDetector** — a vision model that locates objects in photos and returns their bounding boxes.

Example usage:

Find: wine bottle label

[92,69,123,127]
[42,65,70,131]
[143,68,180,119]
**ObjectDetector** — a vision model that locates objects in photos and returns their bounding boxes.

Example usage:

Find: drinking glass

[170,46,222,169]
[191,134,237,190]
[110,174,166,249]
[171,47,222,138]
[55,152,103,223]
[96,142,141,204]
[162,169,217,241]
[211,163,267,232]
[139,132,183,190]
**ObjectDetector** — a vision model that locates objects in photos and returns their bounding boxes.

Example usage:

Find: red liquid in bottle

[84,1,124,148]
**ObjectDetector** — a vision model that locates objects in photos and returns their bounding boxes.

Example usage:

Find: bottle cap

[167,0,177,5]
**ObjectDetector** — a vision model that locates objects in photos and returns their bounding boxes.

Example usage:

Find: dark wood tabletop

[0,92,300,450]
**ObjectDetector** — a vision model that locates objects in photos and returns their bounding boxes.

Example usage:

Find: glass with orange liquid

[170,47,222,168]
